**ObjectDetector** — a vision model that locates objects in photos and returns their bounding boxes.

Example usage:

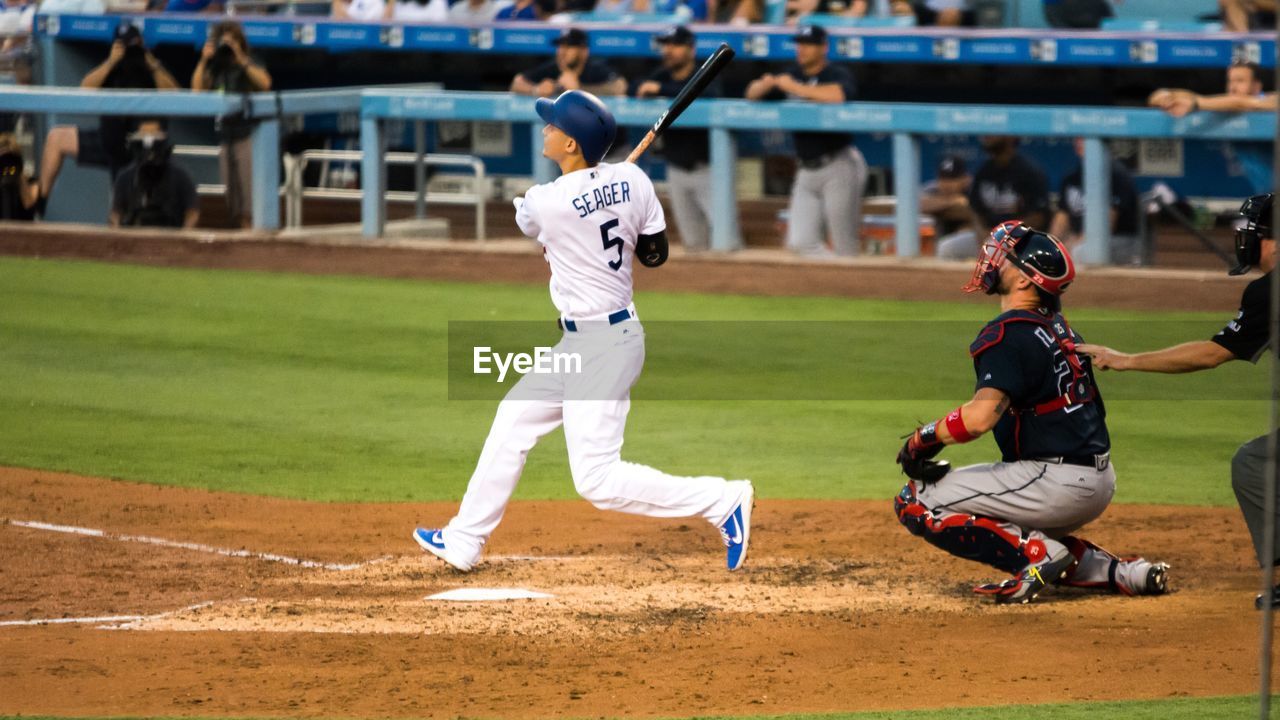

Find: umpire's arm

[1078,341,1235,373]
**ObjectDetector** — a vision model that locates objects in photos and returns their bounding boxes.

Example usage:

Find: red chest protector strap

[970,310,1096,417]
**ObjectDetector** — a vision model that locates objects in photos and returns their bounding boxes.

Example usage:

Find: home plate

[425,588,555,602]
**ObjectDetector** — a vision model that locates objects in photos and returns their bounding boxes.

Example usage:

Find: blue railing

[2,85,1274,263]
[357,90,1277,262]
[34,12,1277,68]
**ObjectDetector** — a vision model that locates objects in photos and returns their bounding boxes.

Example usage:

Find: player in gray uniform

[895,221,1169,604]
[744,24,866,257]
[1081,193,1279,608]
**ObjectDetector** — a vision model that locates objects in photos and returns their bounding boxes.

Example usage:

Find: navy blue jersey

[1211,272,1271,363]
[970,309,1110,462]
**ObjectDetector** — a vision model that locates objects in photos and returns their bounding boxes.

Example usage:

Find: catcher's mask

[1230,193,1273,276]
[964,221,1076,299]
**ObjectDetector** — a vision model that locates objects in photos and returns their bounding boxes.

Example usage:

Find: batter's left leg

[562,328,752,568]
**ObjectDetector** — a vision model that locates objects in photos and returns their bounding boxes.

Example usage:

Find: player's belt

[1035,452,1111,472]
[558,305,636,333]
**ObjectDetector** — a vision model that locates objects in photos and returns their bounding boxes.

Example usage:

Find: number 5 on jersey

[600,218,624,271]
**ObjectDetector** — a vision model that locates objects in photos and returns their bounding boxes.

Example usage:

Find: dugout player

[744,24,866,257]
[894,221,1169,604]
[634,26,742,253]
[1080,193,1280,608]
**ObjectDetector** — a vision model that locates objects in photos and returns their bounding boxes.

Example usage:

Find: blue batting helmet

[535,90,616,165]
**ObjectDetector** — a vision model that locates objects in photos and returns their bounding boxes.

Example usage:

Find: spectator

[1221,0,1276,31]
[909,0,974,25]
[969,135,1049,233]
[37,22,180,212]
[0,133,38,221]
[0,0,36,37]
[635,26,740,253]
[493,0,556,20]
[510,28,626,98]
[391,0,450,22]
[333,0,392,20]
[651,0,712,20]
[727,0,762,23]
[1149,61,1276,193]
[843,0,914,17]
[923,155,983,260]
[1042,0,1114,28]
[161,0,226,13]
[745,24,866,257]
[1148,61,1276,117]
[448,0,499,21]
[1050,138,1141,264]
[596,0,652,12]
[192,21,272,229]
[110,120,199,229]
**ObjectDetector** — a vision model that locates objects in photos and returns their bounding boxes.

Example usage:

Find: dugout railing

[2,85,1275,262]
[356,90,1278,263]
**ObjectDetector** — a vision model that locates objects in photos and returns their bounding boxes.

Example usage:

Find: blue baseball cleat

[413,527,473,572]
[718,482,754,571]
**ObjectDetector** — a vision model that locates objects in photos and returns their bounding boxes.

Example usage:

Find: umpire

[1081,193,1280,609]
[744,24,866,257]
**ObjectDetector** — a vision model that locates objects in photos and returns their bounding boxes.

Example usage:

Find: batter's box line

[4,518,387,571]
[0,600,219,629]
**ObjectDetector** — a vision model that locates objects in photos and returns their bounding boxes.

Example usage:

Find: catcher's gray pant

[913,459,1116,569]
[785,147,866,257]
[666,164,741,252]
[1231,434,1280,567]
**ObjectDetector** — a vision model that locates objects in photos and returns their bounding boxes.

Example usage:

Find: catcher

[894,221,1170,604]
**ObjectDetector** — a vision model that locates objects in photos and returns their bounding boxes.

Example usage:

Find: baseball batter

[894,222,1169,604]
[414,90,754,572]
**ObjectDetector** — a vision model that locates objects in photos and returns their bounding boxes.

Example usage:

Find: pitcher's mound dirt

[0,466,1270,718]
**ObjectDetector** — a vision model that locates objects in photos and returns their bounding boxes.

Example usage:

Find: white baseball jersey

[514,162,665,318]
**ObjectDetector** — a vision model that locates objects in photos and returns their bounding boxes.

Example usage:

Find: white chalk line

[5,519,377,571]
[0,600,217,629]
[489,554,592,562]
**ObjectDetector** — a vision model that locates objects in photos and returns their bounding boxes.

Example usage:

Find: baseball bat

[626,42,736,164]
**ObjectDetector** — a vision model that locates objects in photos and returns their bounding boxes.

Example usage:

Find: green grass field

[0,256,1261,505]
[0,256,1270,720]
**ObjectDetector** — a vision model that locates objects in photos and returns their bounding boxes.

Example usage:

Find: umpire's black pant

[1232,434,1280,567]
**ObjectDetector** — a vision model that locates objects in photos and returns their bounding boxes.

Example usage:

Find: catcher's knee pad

[894,483,1048,575]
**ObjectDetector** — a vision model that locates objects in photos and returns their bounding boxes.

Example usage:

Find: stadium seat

[1100,18,1224,32]
[800,13,917,28]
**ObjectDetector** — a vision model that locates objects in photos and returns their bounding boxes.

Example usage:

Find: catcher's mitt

[896,423,951,484]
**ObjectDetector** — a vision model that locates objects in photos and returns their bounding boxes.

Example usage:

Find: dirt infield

[0,222,1254,313]
[0,466,1270,718]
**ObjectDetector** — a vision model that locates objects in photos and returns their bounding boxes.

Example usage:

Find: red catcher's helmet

[963,221,1076,297]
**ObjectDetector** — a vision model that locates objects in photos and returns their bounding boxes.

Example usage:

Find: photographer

[192,21,272,229]
[0,133,38,221]
[38,22,180,212]
[109,121,199,229]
